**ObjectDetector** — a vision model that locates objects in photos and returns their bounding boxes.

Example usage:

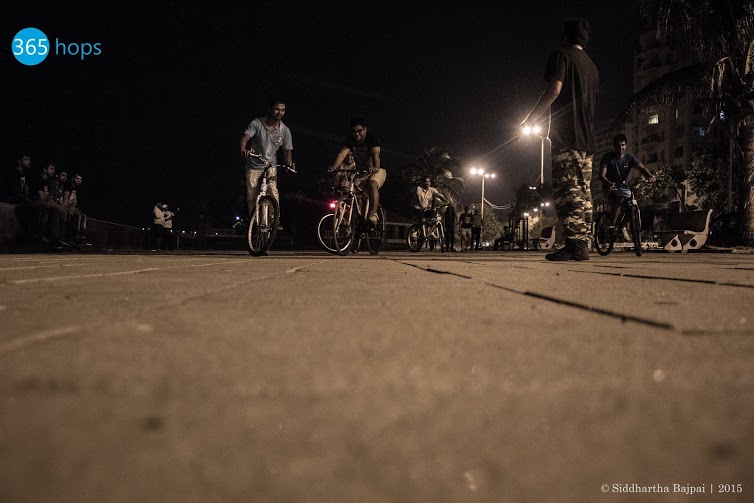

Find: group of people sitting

[2,153,88,251]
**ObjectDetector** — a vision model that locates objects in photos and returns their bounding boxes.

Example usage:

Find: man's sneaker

[545,240,590,261]
[368,213,379,226]
[276,224,284,231]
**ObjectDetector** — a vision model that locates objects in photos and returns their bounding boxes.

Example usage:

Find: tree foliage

[396,147,465,215]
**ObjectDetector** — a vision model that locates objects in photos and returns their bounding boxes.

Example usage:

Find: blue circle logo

[12,27,50,66]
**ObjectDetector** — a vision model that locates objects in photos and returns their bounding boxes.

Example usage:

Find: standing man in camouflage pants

[521,17,599,261]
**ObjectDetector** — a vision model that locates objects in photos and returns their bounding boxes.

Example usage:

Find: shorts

[355,168,387,190]
[604,184,631,201]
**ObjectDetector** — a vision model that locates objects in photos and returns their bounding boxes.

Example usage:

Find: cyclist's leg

[266,167,283,229]
[365,169,386,222]
[245,167,264,217]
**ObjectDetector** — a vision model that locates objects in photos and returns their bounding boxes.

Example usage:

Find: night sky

[3,2,643,229]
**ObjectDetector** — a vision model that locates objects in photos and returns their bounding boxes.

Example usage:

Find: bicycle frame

[332,168,384,255]
[594,183,643,257]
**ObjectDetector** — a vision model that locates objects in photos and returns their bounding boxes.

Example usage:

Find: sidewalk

[1,251,752,501]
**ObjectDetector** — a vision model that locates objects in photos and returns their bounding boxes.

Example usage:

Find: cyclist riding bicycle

[240,97,296,230]
[413,176,448,235]
[598,133,653,233]
[329,117,386,226]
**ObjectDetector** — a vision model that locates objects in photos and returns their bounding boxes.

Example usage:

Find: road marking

[0,264,83,271]
[0,325,79,355]
[10,268,161,284]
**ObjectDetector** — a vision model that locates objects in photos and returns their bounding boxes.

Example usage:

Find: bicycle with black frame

[330,166,385,256]
[242,151,296,256]
[594,180,647,257]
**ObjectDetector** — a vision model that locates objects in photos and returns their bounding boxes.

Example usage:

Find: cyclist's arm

[634,162,653,181]
[240,133,255,156]
[369,146,381,173]
[599,164,614,187]
[282,148,294,169]
[330,147,351,171]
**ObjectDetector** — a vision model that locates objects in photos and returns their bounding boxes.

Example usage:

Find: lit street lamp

[522,125,552,186]
[469,167,496,246]
[469,167,496,221]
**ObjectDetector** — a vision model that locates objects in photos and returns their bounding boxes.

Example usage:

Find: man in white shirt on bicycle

[240,97,295,229]
[414,176,447,234]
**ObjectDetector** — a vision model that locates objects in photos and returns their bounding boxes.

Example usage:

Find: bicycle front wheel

[247,195,279,256]
[407,223,423,252]
[438,223,445,253]
[366,204,385,255]
[316,213,345,254]
[630,205,642,257]
[593,211,614,256]
[332,199,354,256]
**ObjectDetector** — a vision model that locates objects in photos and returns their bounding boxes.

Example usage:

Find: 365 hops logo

[12,27,102,66]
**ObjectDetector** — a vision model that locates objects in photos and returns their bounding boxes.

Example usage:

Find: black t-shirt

[459,211,473,228]
[544,46,599,153]
[599,151,641,188]
[344,131,381,173]
[1,167,29,201]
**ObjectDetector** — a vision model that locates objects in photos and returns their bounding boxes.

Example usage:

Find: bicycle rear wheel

[593,211,614,256]
[366,204,385,255]
[407,223,423,252]
[247,195,279,256]
[332,199,354,256]
[630,205,642,257]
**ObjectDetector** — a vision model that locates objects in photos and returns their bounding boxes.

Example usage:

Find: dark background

[2,2,643,230]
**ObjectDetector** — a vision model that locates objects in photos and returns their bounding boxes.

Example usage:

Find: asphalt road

[1,249,753,502]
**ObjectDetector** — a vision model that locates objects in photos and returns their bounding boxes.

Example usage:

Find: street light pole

[480,175,485,221]
[522,125,550,186]
[469,167,496,249]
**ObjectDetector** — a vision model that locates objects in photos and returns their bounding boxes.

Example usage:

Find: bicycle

[593,181,643,257]
[243,152,296,256]
[331,167,385,256]
[406,206,446,252]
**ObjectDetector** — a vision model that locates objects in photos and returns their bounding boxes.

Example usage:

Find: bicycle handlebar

[244,151,297,173]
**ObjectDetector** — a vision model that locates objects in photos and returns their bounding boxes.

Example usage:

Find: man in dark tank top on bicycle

[598,133,654,232]
[328,117,386,226]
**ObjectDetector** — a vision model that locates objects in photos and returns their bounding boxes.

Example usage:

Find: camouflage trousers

[552,149,593,244]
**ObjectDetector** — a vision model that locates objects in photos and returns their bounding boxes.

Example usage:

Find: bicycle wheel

[407,223,423,252]
[438,223,445,253]
[630,205,642,257]
[247,195,279,256]
[366,204,385,255]
[332,199,354,256]
[593,211,614,256]
[316,213,349,254]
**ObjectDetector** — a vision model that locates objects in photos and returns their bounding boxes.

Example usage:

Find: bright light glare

[532,125,542,134]
[522,125,532,135]
[329,201,337,209]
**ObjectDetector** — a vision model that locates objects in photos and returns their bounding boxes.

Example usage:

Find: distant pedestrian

[459,206,473,251]
[151,201,165,251]
[443,205,457,252]
[471,209,482,250]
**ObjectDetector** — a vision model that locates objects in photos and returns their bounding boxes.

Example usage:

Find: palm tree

[398,147,465,210]
[631,0,754,244]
